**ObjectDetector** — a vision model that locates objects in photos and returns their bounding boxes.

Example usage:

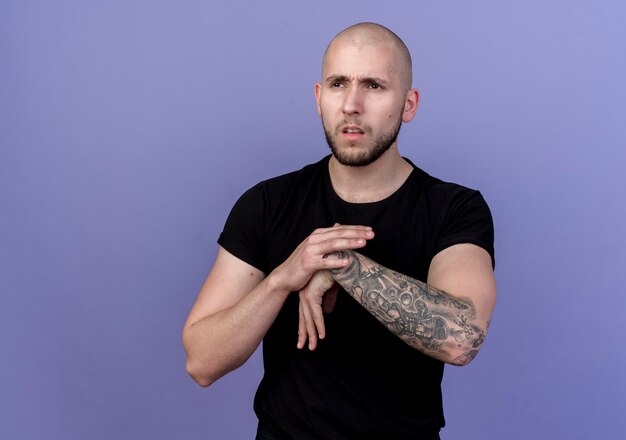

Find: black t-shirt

[218,156,494,439]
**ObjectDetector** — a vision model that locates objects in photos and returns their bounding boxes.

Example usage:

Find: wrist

[265,269,292,298]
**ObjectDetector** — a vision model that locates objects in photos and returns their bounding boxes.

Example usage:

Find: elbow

[183,345,240,388]
[181,326,249,387]
[186,357,244,387]
[186,360,215,387]
[446,347,481,366]
[445,322,492,366]
[182,330,218,387]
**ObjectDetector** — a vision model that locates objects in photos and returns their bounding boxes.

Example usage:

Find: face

[315,40,417,167]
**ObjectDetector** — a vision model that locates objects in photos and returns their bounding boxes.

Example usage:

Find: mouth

[341,125,364,134]
[340,125,365,139]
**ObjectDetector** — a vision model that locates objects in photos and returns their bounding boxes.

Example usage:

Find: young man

[183,22,497,439]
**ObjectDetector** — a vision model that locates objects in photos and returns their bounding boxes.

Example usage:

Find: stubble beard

[323,117,403,167]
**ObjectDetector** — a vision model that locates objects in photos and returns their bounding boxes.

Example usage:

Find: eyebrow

[325,75,391,87]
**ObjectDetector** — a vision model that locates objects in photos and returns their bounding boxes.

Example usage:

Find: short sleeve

[217,184,269,274]
[434,190,495,268]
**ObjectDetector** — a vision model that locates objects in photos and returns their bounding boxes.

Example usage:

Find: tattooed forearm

[330,250,489,365]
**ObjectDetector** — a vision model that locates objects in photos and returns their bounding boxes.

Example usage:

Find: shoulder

[405,161,489,211]
[404,160,495,266]
[225,157,329,225]
[242,156,330,205]
[257,156,328,190]
[411,163,480,198]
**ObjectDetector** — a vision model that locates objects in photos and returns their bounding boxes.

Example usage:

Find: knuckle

[329,238,344,248]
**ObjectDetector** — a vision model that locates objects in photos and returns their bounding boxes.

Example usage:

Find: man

[183,22,496,439]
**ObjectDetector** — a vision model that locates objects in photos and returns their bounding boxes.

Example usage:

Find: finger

[305,308,318,351]
[317,256,354,270]
[306,241,365,266]
[300,293,319,350]
[296,235,371,273]
[311,301,326,341]
[313,224,371,234]
[297,300,307,349]
[308,226,374,244]
[318,226,374,238]
[309,294,326,339]
[309,231,374,255]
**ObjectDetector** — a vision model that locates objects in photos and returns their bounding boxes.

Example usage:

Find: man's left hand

[297,270,339,350]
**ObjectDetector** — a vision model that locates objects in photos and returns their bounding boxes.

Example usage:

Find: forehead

[322,40,402,82]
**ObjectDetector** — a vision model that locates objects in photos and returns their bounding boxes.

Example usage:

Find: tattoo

[331,250,488,365]
[454,350,478,364]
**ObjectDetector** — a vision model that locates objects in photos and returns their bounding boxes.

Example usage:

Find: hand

[270,224,374,294]
[297,270,339,350]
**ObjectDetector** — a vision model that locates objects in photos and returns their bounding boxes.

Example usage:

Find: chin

[324,121,401,168]
[332,150,384,167]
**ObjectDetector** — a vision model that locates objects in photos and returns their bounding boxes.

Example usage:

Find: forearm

[183,276,290,386]
[330,250,489,365]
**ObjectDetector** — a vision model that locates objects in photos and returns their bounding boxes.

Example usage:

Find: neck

[328,145,413,203]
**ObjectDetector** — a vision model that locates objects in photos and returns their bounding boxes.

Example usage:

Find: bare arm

[299,243,496,365]
[182,247,277,387]
[182,225,374,387]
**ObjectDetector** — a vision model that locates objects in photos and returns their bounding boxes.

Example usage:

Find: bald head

[322,22,413,92]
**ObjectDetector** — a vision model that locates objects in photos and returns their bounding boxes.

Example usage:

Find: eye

[367,83,381,90]
[331,82,344,88]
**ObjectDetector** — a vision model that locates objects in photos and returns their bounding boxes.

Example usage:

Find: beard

[323,117,403,167]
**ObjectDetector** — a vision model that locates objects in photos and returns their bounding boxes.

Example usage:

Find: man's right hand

[270,224,375,294]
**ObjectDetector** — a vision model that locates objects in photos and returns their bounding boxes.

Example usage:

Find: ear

[314,83,322,117]
[402,88,420,123]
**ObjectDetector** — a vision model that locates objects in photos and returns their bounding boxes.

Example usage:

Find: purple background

[2,1,625,439]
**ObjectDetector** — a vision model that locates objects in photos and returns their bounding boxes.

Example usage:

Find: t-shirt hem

[217,234,267,274]
[432,238,495,269]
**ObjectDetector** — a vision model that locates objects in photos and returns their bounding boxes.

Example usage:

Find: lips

[341,125,364,134]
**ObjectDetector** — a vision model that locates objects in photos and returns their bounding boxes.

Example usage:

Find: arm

[182,247,276,387]
[182,225,374,387]
[332,244,496,365]
[299,243,496,365]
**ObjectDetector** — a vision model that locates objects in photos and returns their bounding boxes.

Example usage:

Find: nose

[341,85,363,115]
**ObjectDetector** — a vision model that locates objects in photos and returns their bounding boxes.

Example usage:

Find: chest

[264,186,442,283]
